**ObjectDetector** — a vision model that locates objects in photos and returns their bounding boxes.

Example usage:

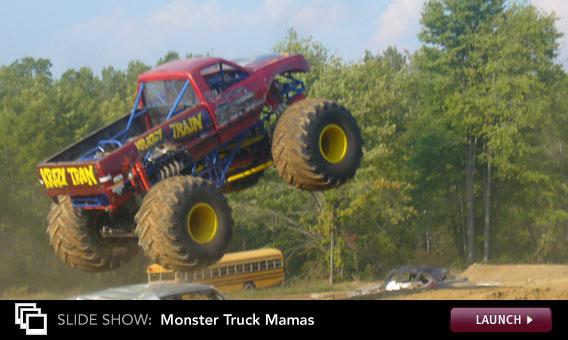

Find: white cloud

[366,0,567,65]
[289,2,352,32]
[49,1,241,75]
[149,1,225,28]
[367,0,424,53]
[45,0,362,76]
[44,0,567,76]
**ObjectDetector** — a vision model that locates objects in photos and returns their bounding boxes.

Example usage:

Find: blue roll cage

[72,76,305,209]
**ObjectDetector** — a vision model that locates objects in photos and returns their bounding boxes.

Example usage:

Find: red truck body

[37,54,309,211]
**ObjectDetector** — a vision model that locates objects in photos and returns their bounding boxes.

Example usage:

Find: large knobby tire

[135,176,233,271]
[272,98,362,191]
[47,196,138,272]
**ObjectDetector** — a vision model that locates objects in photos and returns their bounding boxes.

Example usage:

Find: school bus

[147,248,285,292]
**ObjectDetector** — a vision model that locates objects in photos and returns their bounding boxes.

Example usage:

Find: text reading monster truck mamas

[161,313,316,327]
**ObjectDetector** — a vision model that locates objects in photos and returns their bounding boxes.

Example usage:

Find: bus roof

[218,248,282,264]
[147,248,283,274]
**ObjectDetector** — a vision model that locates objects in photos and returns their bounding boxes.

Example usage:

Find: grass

[2,279,377,300]
[1,286,80,300]
[225,279,373,299]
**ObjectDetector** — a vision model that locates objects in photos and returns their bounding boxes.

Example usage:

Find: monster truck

[37,54,362,272]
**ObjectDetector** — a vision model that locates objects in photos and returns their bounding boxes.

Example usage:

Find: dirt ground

[5,264,568,300]
[224,264,568,300]
[381,264,568,300]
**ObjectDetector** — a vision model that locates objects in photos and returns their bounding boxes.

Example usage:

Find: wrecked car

[384,267,448,291]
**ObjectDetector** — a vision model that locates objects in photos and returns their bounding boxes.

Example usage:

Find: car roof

[137,54,286,83]
[138,57,237,82]
[73,282,218,300]
[232,53,282,68]
[386,266,448,282]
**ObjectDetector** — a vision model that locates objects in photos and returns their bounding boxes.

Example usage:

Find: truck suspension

[157,160,184,181]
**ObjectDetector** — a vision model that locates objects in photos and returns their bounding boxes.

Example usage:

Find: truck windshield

[142,79,198,125]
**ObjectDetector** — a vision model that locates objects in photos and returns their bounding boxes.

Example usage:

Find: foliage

[0,1,566,292]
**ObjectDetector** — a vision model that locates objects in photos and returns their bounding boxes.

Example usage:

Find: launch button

[450,308,551,333]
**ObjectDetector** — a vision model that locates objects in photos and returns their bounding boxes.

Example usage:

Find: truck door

[199,62,264,144]
[141,79,219,160]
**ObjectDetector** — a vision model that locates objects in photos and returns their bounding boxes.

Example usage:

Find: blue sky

[1,0,566,77]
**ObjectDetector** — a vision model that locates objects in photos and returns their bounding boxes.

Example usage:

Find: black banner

[1,300,567,338]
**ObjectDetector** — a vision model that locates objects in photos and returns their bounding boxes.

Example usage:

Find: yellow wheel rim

[187,203,218,244]
[319,124,348,164]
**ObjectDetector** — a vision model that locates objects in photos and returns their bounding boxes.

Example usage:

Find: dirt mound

[386,264,568,300]
[390,286,568,300]
[461,264,568,286]
[373,264,568,300]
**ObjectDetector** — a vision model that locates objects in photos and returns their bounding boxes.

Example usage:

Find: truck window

[201,63,249,95]
[142,79,198,125]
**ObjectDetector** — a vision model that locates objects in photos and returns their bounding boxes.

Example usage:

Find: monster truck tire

[135,176,233,271]
[221,171,264,194]
[272,98,362,191]
[47,196,138,272]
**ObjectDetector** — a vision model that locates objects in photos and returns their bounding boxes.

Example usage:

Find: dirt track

[384,264,568,300]
[230,264,568,300]
[6,264,568,300]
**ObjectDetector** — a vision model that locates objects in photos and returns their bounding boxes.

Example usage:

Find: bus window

[145,248,285,292]
[174,272,184,282]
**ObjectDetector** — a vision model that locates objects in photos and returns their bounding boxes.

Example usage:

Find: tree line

[0,0,567,292]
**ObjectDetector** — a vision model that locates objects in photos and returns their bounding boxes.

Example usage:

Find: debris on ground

[384,267,449,291]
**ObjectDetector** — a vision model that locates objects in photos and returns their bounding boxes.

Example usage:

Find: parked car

[73,282,226,300]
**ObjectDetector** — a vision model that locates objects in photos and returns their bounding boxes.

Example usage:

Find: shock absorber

[158,160,183,181]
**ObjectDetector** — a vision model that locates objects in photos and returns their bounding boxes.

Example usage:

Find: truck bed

[44,113,145,163]
[37,112,147,201]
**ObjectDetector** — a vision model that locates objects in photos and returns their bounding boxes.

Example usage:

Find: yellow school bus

[147,248,285,292]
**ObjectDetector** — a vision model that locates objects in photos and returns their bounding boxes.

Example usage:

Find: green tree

[416,0,562,263]
[156,50,181,66]
[274,28,337,91]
